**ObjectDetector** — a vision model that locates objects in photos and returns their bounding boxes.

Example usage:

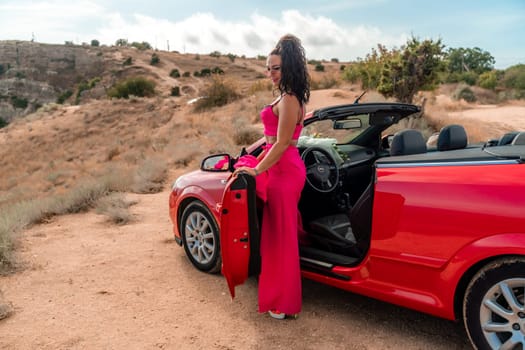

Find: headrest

[437,124,468,151]
[498,131,520,146]
[390,129,427,156]
[511,132,525,145]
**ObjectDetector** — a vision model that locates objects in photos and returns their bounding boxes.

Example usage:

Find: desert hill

[0,41,349,207]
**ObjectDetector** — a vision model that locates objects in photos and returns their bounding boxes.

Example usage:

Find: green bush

[131,41,152,50]
[226,53,236,63]
[0,117,7,128]
[115,38,128,47]
[193,76,240,112]
[478,70,499,90]
[57,90,73,104]
[315,63,325,72]
[107,77,156,99]
[445,71,478,85]
[150,53,160,65]
[91,39,100,47]
[169,69,180,78]
[200,68,212,77]
[453,84,476,102]
[171,86,180,96]
[502,64,525,90]
[123,57,132,66]
[11,96,28,109]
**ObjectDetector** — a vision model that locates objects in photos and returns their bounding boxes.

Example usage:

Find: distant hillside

[0,40,282,123]
[0,41,110,121]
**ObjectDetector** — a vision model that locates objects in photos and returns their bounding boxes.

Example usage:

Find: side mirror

[201,154,232,172]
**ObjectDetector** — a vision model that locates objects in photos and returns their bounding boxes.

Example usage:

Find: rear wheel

[180,201,221,273]
[463,258,525,350]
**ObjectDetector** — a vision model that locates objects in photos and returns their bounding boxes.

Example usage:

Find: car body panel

[301,161,525,319]
[169,170,230,242]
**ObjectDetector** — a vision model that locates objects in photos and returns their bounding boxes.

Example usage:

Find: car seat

[390,129,427,156]
[306,181,374,257]
[437,124,468,151]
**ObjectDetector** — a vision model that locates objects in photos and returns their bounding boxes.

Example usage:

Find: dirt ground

[1,186,473,350]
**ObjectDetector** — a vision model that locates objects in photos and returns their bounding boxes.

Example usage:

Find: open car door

[220,173,260,298]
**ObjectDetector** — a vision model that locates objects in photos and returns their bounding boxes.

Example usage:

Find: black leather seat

[437,124,468,151]
[390,129,427,156]
[307,182,374,257]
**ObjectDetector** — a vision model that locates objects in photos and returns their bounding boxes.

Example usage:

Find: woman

[234,34,310,319]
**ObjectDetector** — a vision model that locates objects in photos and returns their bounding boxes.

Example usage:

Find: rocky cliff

[0,41,109,121]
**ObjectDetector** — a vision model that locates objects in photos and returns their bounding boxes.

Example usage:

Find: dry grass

[0,290,14,320]
[95,193,138,225]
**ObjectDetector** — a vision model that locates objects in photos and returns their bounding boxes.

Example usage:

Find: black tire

[463,257,525,350]
[180,201,221,274]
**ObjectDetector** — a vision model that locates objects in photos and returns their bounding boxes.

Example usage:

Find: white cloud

[0,2,407,61]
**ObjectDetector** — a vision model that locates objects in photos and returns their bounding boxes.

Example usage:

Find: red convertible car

[169,102,525,350]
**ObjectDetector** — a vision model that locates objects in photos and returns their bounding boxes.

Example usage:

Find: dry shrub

[248,80,272,95]
[193,76,240,112]
[233,125,261,145]
[0,291,14,320]
[132,157,167,193]
[311,75,340,90]
[95,193,137,225]
[0,170,132,272]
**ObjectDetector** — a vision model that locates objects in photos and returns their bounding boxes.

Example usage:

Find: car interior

[256,115,525,278]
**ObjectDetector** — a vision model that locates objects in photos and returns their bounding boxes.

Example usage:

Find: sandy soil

[0,187,473,350]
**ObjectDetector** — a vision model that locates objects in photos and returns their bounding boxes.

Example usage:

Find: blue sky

[0,0,523,68]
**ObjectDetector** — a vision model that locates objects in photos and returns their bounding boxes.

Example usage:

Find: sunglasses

[266,65,281,72]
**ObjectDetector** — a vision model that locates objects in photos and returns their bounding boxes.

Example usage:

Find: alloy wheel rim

[184,211,215,265]
[480,278,525,349]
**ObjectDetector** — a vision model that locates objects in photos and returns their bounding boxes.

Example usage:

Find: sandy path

[0,188,472,349]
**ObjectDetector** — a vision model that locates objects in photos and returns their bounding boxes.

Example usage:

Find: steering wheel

[301,147,339,193]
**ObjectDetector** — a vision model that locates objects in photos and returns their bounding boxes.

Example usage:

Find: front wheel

[463,257,525,350]
[180,201,221,273]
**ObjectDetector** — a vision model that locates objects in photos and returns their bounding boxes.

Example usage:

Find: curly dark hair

[271,34,310,105]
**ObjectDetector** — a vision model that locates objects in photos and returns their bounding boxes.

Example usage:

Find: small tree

[115,38,128,47]
[150,53,160,65]
[378,37,444,103]
[446,47,495,75]
[107,77,156,99]
[171,86,180,96]
[502,64,525,90]
[91,39,100,47]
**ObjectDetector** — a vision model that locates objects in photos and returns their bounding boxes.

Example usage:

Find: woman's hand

[233,166,258,177]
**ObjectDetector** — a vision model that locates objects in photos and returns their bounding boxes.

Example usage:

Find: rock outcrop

[0,41,107,121]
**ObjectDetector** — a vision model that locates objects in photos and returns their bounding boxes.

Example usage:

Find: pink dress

[257,103,306,315]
